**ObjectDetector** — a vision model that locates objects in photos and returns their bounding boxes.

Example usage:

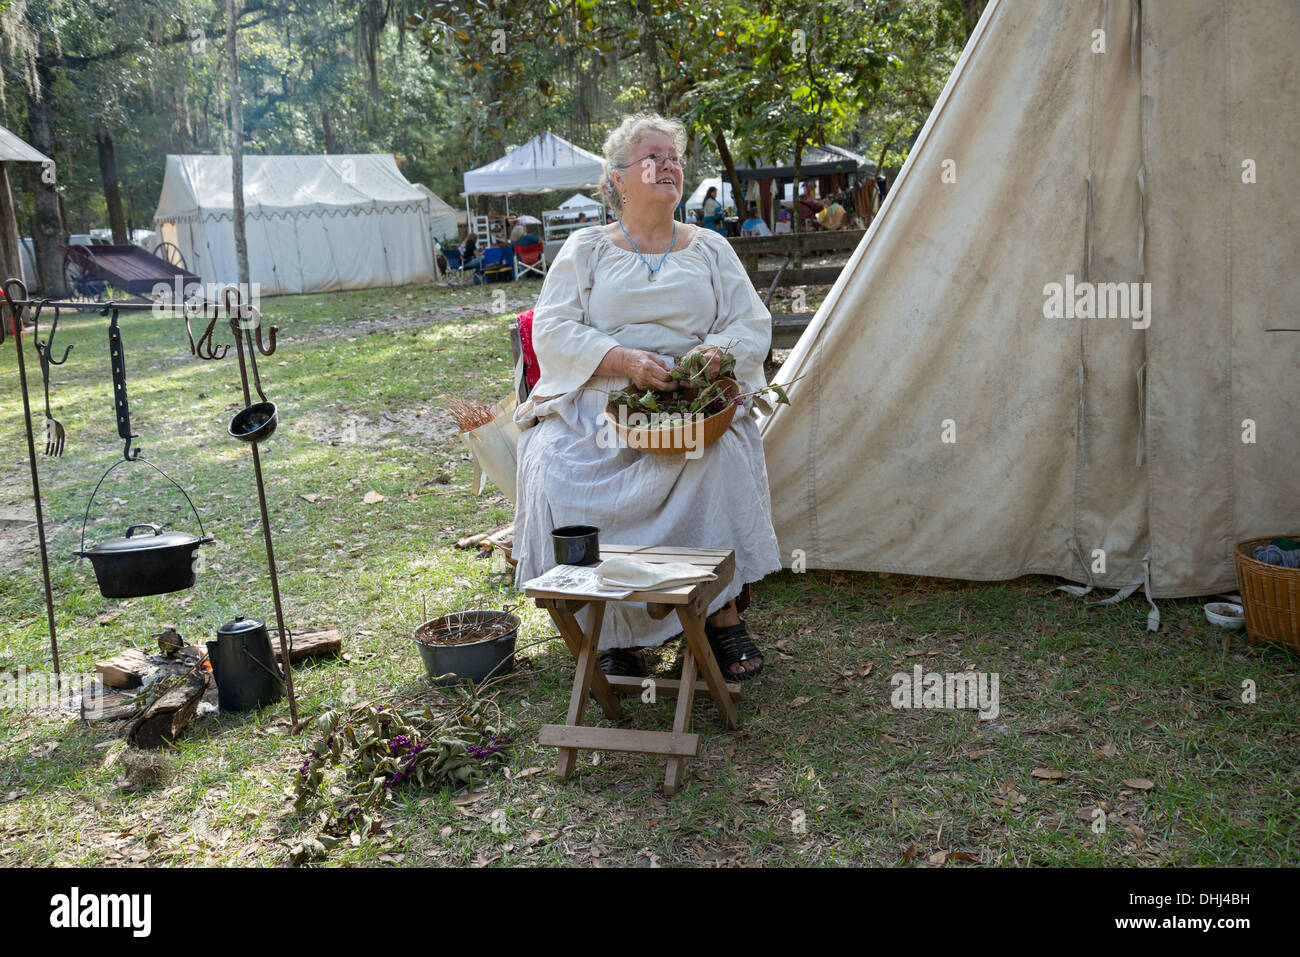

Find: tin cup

[552,525,600,566]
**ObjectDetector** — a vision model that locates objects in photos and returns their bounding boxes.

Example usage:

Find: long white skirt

[513,375,783,649]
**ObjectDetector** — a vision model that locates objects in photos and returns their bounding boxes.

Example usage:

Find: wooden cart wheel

[62,246,106,302]
[153,241,186,271]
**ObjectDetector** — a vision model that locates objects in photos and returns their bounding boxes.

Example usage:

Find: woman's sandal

[597,648,647,678]
[705,620,763,681]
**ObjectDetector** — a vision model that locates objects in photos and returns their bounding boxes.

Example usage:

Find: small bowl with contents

[1204,602,1245,629]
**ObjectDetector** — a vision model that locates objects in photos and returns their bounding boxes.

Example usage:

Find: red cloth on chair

[517,309,541,390]
[514,241,544,266]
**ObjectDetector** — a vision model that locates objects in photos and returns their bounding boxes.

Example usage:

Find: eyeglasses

[618,152,685,170]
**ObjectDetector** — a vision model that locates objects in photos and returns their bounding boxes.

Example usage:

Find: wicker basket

[604,378,741,456]
[1232,535,1300,652]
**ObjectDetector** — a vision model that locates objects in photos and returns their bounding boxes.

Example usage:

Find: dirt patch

[299,407,460,447]
[0,516,64,574]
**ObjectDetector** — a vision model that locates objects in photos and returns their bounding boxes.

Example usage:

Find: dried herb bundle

[607,350,794,424]
[288,693,513,864]
[446,398,495,432]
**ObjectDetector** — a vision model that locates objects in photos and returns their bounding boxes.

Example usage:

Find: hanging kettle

[206,615,284,712]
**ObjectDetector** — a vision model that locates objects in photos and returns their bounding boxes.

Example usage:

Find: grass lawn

[0,278,1296,867]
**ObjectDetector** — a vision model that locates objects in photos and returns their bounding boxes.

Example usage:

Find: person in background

[774,206,793,234]
[509,222,527,243]
[458,232,480,271]
[876,172,889,201]
[818,196,849,230]
[797,182,824,229]
[740,204,772,237]
[701,186,725,235]
[577,212,588,224]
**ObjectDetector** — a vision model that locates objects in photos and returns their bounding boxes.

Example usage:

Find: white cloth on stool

[597,556,718,590]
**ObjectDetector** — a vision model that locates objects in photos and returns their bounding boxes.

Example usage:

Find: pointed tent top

[462,130,604,197]
[558,192,602,209]
[0,124,51,164]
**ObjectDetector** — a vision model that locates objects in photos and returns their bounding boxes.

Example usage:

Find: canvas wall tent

[0,123,50,288]
[760,0,1300,604]
[153,154,437,295]
[414,184,459,244]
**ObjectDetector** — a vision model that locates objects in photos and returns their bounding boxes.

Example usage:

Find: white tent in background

[684,177,733,212]
[462,131,602,198]
[760,0,1299,606]
[153,154,437,295]
[414,183,459,244]
[558,192,602,211]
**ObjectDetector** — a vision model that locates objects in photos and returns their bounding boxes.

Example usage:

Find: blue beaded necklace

[618,219,676,281]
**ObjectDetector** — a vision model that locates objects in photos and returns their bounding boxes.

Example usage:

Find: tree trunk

[226,0,250,287]
[713,130,744,227]
[0,165,24,285]
[96,125,129,243]
[633,0,664,114]
[26,49,65,297]
[959,0,987,39]
[792,137,804,267]
[321,107,337,154]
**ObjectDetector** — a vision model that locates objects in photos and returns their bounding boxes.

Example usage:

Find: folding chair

[512,241,546,280]
[440,247,473,286]
[477,246,513,284]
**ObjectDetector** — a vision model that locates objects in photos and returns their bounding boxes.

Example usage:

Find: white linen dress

[513,225,783,649]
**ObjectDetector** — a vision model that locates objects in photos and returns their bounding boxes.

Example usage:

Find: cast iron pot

[77,523,213,599]
[77,456,213,599]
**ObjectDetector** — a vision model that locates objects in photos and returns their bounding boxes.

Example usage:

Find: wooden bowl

[604,378,741,456]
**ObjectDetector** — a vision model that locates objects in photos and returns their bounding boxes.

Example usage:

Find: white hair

[598,113,688,208]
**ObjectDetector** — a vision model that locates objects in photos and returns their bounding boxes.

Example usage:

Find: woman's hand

[683,343,724,379]
[598,346,677,391]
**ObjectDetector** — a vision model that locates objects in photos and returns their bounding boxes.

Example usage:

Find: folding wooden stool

[525,545,743,795]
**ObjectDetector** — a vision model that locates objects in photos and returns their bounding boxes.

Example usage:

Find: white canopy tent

[153,154,437,295]
[557,192,602,211]
[760,0,1300,605]
[462,131,603,198]
[461,131,603,230]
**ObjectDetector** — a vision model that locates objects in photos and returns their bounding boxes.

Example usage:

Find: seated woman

[512,112,781,680]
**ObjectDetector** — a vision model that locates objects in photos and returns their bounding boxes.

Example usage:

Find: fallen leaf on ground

[1123,777,1155,790]
[968,749,991,760]
[790,696,812,708]
[362,490,385,504]
[1095,742,1118,758]
[1031,768,1067,780]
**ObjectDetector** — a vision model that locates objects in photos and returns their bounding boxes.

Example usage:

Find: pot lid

[218,615,266,636]
[84,523,202,555]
